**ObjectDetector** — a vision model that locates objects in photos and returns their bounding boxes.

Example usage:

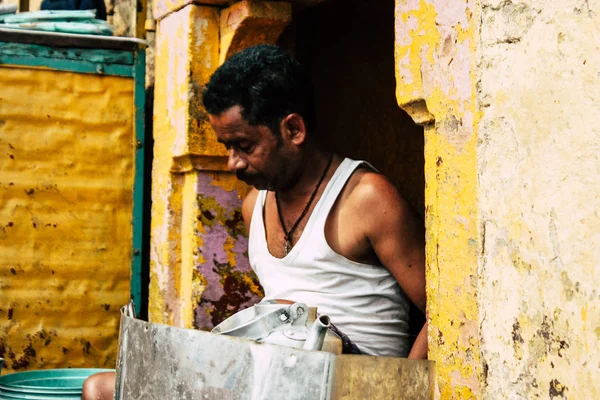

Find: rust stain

[549,379,568,399]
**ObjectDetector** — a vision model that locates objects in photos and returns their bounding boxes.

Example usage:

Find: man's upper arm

[356,174,426,311]
[241,188,259,235]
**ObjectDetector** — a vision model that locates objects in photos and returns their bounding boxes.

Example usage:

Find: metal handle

[213,303,308,341]
[303,315,331,351]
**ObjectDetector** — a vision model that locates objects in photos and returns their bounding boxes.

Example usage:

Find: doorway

[283,0,425,218]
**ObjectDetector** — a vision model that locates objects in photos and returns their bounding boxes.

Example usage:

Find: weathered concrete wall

[395,0,481,398]
[477,1,600,398]
[294,0,425,216]
[150,2,290,330]
[151,4,228,329]
[107,0,146,38]
[396,0,600,398]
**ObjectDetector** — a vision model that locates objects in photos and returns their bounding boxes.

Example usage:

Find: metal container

[113,304,435,399]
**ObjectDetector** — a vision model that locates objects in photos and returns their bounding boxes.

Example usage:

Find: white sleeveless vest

[248,158,411,357]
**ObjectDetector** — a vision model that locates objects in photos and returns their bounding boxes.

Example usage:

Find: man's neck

[276,149,334,203]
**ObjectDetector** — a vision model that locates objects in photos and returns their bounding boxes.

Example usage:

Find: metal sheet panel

[0,65,135,372]
[115,310,435,399]
[115,312,334,400]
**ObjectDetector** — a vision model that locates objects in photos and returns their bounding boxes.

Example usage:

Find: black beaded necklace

[275,153,334,255]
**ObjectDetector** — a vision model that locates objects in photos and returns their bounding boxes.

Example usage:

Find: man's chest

[262,193,377,264]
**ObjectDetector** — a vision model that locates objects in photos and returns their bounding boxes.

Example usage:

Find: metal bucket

[0,358,111,400]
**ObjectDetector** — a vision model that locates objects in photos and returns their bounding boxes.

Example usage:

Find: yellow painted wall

[0,66,134,372]
[396,0,600,398]
[150,4,222,328]
[395,0,482,398]
[150,2,287,331]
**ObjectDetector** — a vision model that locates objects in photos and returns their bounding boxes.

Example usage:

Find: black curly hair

[202,45,316,137]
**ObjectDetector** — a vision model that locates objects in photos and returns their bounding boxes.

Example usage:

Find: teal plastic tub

[0,359,112,399]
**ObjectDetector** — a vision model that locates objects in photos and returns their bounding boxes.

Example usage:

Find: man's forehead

[209,107,245,128]
[209,105,274,143]
[210,115,258,143]
[213,127,250,144]
[211,105,244,122]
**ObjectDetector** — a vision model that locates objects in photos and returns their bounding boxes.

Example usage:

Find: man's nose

[227,150,247,172]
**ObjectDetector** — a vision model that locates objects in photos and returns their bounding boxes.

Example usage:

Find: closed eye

[239,142,251,151]
[218,140,253,153]
[237,141,253,153]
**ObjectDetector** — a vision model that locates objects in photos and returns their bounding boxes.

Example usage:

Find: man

[203,44,427,359]
[82,44,426,399]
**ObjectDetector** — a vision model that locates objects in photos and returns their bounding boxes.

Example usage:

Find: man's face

[210,106,291,191]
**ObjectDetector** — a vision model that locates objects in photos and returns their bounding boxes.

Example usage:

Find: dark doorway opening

[280,0,426,338]
[283,0,424,218]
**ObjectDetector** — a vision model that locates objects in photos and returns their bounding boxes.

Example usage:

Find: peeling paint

[398,0,600,398]
[395,0,482,398]
[150,5,221,328]
[151,3,277,333]
[193,173,262,330]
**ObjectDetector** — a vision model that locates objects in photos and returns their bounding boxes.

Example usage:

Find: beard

[236,171,275,191]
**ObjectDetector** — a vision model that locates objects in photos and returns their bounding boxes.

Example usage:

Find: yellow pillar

[395,0,482,398]
[151,1,290,329]
[220,0,292,64]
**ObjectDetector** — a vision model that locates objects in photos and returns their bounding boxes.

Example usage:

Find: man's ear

[280,114,307,146]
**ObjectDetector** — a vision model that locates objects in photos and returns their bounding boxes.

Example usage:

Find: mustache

[236,171,275,190]
[236,171,250,181]
[236,171,261,182]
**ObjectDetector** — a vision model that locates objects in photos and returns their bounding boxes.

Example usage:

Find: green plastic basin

[0,368,113,399]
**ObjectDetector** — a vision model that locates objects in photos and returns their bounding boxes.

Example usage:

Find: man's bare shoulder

[241,187,259,233]
[345,168,409,208]
[340,168,420,238]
